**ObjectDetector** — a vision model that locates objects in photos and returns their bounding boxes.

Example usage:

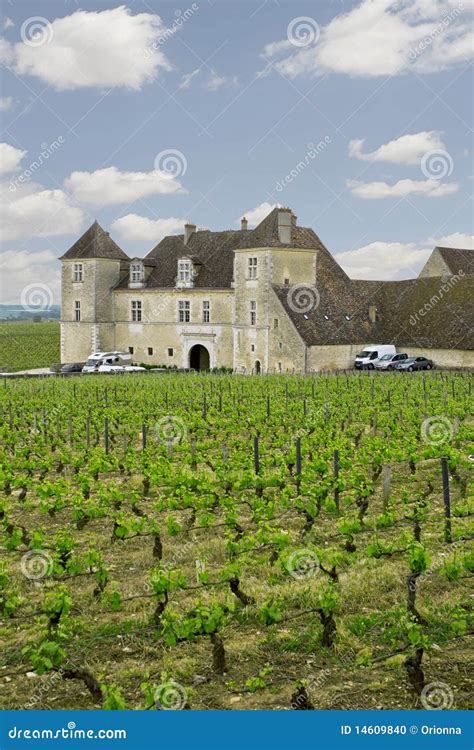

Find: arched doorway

[254,360,261,374]
[189,344,210,371]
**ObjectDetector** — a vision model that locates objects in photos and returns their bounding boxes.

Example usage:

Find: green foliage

[101,683,127,709]
[23,640,67,675]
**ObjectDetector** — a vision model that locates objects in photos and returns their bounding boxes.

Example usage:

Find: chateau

[60,207,474,372]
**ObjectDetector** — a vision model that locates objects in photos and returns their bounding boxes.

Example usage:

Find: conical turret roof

[59,221,129,260]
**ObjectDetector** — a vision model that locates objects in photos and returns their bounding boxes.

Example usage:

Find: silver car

[375,352,409,371]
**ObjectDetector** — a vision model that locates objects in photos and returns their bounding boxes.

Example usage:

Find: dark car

[60,362,85,373]
[394,356,434,372]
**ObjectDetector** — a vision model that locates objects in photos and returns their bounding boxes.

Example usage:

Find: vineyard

[0,322,60,373]
[0,371,472,711]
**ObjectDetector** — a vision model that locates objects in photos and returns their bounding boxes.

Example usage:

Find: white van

[354,345,396,370]
[82,352,145,373]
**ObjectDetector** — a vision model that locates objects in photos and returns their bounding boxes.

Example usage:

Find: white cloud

[263,0,473,78]
[347,177,458,199]
[0,249,60,305]
[336,230,474,279]
[3,6,172,91]
[111,214,186,242]
[431,232,474,249]
[1,181,84,240]
[238,201,280,227]
[0,96,14,112]
[0,142,26,174]
[349,131,446,164]
[337,240,430,279]
[0,37,13,64]
[206,72,238,91]
[178,69,238,91]
[2,17,14,30]
[179,68,201,90]
[64,167,186,207]
[261,39,294,59]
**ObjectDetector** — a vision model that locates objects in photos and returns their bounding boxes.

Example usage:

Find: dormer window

[130,262,144,283]
[73,263,83,282]
[177,259,193,287]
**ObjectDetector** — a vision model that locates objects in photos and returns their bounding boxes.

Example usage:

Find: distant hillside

[0,304,61,321]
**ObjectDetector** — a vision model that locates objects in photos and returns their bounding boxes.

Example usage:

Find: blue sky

[0,0,473,302]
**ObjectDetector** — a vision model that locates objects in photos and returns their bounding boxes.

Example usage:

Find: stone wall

[113,288,234,368]
[308,344,365,372]
[232,246,316,372]
[61,258,122,362]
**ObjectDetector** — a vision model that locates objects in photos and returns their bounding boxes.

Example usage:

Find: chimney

[241,217,248,230]
[184,223,196,245]
[277,208,292,244]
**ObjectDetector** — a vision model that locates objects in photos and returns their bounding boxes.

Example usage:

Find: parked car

[60,362,85,373]
[394,356,434,372]
[354,345,396,370]
[374,353,409,371]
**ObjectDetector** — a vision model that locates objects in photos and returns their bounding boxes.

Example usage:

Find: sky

[0,0,473,303]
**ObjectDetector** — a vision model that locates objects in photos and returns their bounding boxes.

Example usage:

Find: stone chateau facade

[60,207,474,371]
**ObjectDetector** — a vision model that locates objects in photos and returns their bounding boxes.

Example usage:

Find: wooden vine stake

[295,437,301,496]
[382,465,391,511]
[333,449,339,511]
[253,436,260,475]
[104,417,109,454]
[440,457,452,543]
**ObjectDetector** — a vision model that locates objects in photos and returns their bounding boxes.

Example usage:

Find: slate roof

[115,208,327,290]
[436,246,474,276]
[120,230,242,289]
[274,274,474,350]
[60,221,129,261]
